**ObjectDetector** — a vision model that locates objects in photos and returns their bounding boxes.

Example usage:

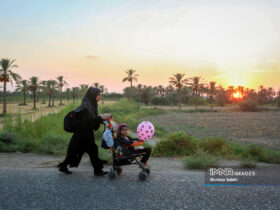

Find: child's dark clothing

[116,135,151,163]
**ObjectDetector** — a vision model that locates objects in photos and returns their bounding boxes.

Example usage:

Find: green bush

[199,137,232,156]
[262,149,280,164]
[0,131,18,144]
[153,132,197,156]
[188,97,208,106]
[230,143,245,156]
[165,93,179,105]
[0,131,38,153]
[151,97,170,105]
[183,150,219,169]
[0,99,163,155]
[239,99,258,112]
[37,133,69,154]
[0,131,19,152]
[242,144,267,161]
[0,141,19,152]
[16,138,39,153]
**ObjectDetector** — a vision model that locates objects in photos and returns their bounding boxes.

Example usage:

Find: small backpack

[64,111,78,133]
[101,120,118,149]
[101,128,114,149]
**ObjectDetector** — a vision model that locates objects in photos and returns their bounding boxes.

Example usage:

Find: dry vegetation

[144,111,280,149]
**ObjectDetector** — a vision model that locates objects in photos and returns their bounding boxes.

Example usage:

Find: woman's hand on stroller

[101,113,112,120]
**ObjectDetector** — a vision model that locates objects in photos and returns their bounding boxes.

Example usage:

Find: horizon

[1,0,280,93]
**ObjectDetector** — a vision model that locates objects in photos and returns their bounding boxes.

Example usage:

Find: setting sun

[233,91,242,98]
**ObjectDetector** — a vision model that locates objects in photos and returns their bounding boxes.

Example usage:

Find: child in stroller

[107,123,152,181]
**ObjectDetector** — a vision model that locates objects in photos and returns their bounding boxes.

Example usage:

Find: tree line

[0,58,117,115]
[1,58,280,115]
[122,69,280,110]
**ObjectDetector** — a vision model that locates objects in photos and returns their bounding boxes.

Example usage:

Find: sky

[1,0,280,93]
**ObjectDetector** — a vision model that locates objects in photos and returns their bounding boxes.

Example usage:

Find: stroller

[102,120,151,181]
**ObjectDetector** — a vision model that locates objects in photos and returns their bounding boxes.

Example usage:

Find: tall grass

[153,132,197,156]
[183,150,219,169]
[153,131,280,166]
[0,99,164,160]
[101,98,164,130]
[1,103,77,154]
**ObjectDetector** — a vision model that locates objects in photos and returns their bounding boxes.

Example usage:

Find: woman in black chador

[58,87,111,176]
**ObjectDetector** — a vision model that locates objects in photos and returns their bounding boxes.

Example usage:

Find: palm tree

[51,80,57,107]
[215,85,227,106]
[169,73,188,110]
[80,84,89,100]
[209,81,216,111]
[93,82,100,88]
[99,85,108,104]
[228,86,235,100]
[40,80,47,104]
[122,69,139,87]
[28,76,40,110]
[158,85,165,96]
[153,86,159,96]
[136,84,142,94]
[166,85,175,95]
[257,85,269,105]
[66,88,71,103]
[141,86,154,105]
[46,80,52,107]
[268,87,275,102]
[187,76,207,109]
[72,87,79,103]
[0,58,21,115]
[57,76,68,105]
[182,86,191,106]
[16,80,28,105]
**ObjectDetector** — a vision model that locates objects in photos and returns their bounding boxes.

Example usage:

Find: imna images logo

[209,168,256,176]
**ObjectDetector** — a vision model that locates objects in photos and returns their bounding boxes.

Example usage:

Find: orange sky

[1,0,280,93]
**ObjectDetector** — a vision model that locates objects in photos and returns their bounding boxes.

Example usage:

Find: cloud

[84,55,99,60]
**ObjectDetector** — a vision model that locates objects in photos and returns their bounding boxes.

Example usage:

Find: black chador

[58,87,106,175]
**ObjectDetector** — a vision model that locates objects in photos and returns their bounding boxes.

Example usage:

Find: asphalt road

[1,166,280,210]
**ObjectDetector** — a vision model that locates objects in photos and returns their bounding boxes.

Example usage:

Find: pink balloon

[137,121,155,141]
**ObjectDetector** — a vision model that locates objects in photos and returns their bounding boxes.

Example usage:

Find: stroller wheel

[145,168,150,176]
[108,169,117,179]
[138,171,148,181]
[115,167,123,175]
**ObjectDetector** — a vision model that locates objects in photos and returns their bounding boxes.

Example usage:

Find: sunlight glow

[233,91,242,98]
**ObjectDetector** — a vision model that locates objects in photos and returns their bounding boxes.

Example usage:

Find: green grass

[153,131,280,165]
[101,98,164,130]
[0,99,164,163]
[199,137,232,156]
[2,98,279,167]
[183,150,219,169]
[152,132,197,157]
